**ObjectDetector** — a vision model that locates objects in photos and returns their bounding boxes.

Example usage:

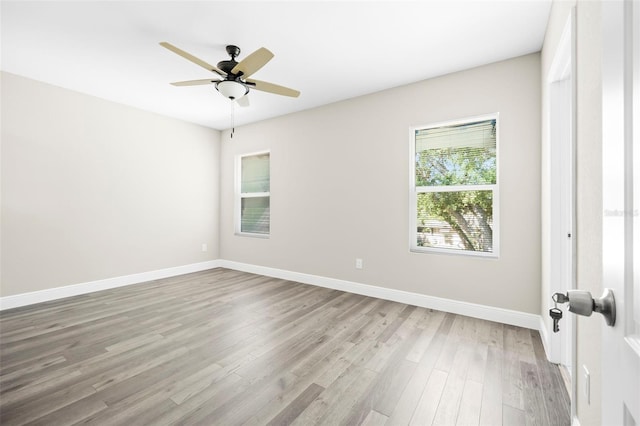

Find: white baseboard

[0,260,222,311]
[539,315,552,360]
[219,260,541,330]
[1,259,542,332]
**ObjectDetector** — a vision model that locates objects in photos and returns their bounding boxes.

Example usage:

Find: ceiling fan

[160,42,300,107]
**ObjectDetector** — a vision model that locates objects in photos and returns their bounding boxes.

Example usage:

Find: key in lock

[549,307,563,333]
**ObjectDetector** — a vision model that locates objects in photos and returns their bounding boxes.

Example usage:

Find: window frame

[235,150,271,238]
[409,113,500,258]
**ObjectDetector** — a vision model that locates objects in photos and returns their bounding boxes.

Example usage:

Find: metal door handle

[552,288,616,326]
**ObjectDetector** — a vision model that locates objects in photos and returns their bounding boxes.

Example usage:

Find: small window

[410,115,499,256]
[236,151,270,237]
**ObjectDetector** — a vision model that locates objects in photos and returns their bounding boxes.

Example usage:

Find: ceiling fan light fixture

[216,80,248,100]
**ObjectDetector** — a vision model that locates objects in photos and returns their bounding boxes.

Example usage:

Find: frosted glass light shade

[216,80,248,100]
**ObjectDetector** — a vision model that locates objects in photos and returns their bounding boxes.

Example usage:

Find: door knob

[552,288,616,327]
[566,290,594,316]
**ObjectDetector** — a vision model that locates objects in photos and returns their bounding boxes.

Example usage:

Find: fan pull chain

[230,101,235,139]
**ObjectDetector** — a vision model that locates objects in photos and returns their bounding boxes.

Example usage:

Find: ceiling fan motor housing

[217,45,243,76]
[217,60,239,75]
[215,45,249,99]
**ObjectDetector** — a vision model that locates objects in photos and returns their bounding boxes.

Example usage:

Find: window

[410,115,499,256]
[236,151,270,237]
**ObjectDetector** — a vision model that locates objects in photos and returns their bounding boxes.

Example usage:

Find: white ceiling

[1,1,552,130]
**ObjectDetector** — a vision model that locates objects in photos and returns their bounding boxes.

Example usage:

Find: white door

[601,0,640,424]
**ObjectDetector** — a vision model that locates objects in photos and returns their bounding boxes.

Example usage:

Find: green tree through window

[412,117,498,254]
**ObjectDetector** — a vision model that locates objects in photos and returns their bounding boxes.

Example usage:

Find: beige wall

[220,54,541,314]
[1,72,221,297]
[541,1,603,424]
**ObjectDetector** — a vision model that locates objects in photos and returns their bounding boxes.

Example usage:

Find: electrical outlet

[201,243,207,252]
[355,258,363,269]
[583,365,590,404]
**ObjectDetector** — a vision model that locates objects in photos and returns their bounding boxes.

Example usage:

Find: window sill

[235,232,270,239]
[410,246,499,259]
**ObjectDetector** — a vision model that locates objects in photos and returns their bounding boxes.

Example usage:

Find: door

[601,0,640,424]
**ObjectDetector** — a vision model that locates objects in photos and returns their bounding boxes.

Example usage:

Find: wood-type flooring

[0,268,570,425]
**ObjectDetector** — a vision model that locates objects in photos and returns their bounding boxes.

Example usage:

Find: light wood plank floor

[0,268,570,425]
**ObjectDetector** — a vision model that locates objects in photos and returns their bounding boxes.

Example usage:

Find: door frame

[546,8,577,417]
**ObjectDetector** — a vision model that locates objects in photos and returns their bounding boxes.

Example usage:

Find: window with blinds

[410,115,499,256]
[237,152,270,236]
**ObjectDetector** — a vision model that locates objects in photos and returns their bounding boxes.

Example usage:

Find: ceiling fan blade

[245,78,300,98]
[236,96,250,107]
[170,79,219,86]
[231,47,274,78]
[160,42,227,77]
